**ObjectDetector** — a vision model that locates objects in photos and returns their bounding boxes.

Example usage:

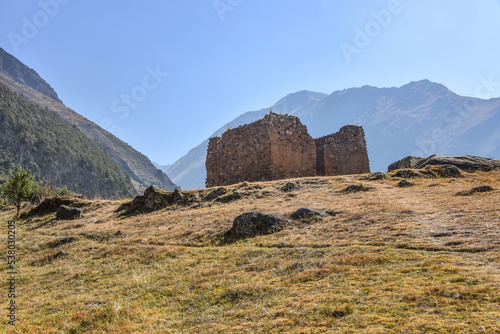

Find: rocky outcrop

[415,155,500,171]
[127,186,188,212]
[56,205,82,220]
[206,113,370,187]
[26,197,87,217]
[389,154,500,172]
[315,125,370,176]
[387,156,423,172]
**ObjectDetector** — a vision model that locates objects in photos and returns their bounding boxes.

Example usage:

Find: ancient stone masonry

[315,125,370,176]
[206,113,370,187]
[206,113,316,187]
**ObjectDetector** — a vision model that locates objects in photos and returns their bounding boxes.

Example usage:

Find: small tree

[2,167,35,218]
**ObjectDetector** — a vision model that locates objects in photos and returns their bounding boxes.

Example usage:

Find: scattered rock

[470,185,494,193]
[56,205,82,220]
[343,184,371,193]
[402,209,415,214]
[52,250,68,259]
[423,165,462,178]
[445,241,463,246]
[47,237,76,248]
[203,187,228,201]
[230,212,287,237]
[393,169,423,178]
[237,181,250,188]
[398,179,413,187]
[282,181,299,192]
[172,189,184,202]
[216,191,242,203]
[431,232,454,238]
[457,185,494,196]
[368,171,387,180]
[291,208,327,219]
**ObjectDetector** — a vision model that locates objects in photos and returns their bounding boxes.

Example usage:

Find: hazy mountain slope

[153,162,172,173]
[0,47,61,103]
[170,80,500,190]
[0,49,177,192]
[0,82,136,198]
[167,91,327,189]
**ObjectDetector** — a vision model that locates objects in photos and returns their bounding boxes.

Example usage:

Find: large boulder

[56,205,82,220]
[388,154,500,172]
[387,156,423,172]
[291,208,327,219]
[231,212,286,237]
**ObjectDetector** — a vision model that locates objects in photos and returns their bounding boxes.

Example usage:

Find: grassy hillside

[0,82,136,199]
[0,170,498,332]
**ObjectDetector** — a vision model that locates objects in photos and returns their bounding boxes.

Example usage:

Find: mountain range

[168,80,500,190]
[0,47,177,195]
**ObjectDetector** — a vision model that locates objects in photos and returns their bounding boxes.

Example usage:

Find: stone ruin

[206,113,370,187]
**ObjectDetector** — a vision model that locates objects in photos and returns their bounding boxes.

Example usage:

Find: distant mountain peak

[400,79,452,95]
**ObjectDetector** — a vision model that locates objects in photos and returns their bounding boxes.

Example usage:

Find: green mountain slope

[0,47,177,192]
[0,82,136,199]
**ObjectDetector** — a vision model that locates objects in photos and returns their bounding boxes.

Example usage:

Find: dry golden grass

[1,171,499,333]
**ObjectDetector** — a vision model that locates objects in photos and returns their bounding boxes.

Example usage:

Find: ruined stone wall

[206,123,272,187]
[268,116,316,180]
[206,113,316,187]
[206,114,370,188]
[315,125,370,176]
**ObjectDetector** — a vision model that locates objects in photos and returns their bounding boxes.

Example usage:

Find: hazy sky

[1,1,500,165]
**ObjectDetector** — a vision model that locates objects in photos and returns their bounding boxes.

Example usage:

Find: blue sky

[1,1,500,165]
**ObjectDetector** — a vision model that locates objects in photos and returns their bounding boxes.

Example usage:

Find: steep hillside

[0,48,177,192]
[0,47,61,103]
[1,170,498,332]
[169,81,500,189]
[0,82,136,199]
